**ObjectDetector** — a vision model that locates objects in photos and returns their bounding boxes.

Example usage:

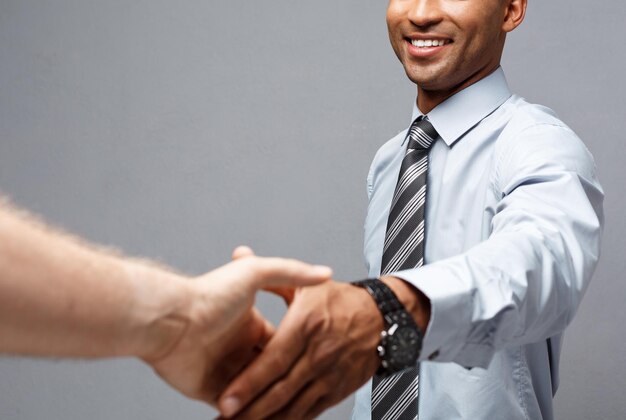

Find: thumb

[241,257,332,290]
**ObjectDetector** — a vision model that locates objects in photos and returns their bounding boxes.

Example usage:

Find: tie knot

[406,117,438,150]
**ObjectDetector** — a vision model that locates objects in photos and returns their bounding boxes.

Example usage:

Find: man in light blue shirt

[218,0,603,419]
[353,66,603,420]
[351,0,604,418]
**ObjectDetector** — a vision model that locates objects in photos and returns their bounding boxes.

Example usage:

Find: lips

[403,36,452,58]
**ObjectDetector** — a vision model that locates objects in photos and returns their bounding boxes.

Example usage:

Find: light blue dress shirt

[352,68,604,420]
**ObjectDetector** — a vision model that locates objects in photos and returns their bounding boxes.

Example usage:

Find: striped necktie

[371,116,437,420]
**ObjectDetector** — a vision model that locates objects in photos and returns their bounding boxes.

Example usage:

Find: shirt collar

[409,67,512,147]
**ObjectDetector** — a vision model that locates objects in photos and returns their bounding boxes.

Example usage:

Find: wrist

[351,278,423,375]
[350,284,385,334]
[379,276,430,335]
[124,262,193,362]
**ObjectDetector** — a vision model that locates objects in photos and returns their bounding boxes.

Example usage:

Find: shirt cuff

[391,263,495,368]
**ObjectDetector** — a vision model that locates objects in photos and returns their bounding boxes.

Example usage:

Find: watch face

[388,326,420,368]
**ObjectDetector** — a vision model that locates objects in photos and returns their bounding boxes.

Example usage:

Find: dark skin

[387,0,527,113]
[218,277,429,420]
[218,0,526,418]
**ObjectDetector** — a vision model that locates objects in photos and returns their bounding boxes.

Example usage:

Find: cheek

[385,3,404,39]
[386,1,403,23]
[386,25,403,58]
[469,29,501,62]
[385,19,399,42]
[459,9,504,53]
[455,21,494,56]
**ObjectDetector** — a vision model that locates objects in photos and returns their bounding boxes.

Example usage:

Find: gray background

[0,1,624,419]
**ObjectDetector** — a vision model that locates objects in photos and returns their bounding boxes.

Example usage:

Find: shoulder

[498,96,586,154]
[502,96,566,127]
[498,96,595,169]
[494,96,599,192]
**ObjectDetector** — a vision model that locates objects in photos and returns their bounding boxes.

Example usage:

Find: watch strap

[352,278,416,328]
[352,278,422,375]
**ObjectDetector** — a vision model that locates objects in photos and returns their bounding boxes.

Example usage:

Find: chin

[403,63,446,87]
[405,72,443,90]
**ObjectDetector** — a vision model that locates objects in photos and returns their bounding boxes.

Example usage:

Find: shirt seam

[493,121,570,195]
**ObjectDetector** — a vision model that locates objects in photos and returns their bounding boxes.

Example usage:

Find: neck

[416,87,457,115]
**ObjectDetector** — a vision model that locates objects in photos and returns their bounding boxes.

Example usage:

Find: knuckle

[314,375,338,399]
[302,310,329,336]
[271,381,294,405]
[310,338,345,369]
[266,353,292,377]
[311,346,336,370]
[231,371,261,400]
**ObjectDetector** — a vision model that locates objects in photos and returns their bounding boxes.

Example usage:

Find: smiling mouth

[408,39,451,48]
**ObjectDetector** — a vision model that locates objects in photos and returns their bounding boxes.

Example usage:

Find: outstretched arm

[216,125,603,419]
[0,198,331,404]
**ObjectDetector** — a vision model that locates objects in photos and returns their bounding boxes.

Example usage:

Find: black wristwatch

[351,278,423,376]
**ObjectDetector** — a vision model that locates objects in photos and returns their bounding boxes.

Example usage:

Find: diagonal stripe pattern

[372,116,438,420]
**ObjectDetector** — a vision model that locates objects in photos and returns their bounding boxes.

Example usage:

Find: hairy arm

[0,199,187,359]
[0,198,332,404]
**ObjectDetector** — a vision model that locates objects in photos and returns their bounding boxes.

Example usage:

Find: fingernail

[221,396,241,418]
[312,265,333,277]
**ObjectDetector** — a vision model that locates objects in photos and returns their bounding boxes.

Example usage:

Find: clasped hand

[144,247,333,406]
[217,258,384,419]
[146,246,383,420]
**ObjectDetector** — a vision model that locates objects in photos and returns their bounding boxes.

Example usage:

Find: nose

[407,0,444,28]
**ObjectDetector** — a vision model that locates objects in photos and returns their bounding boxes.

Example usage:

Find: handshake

[0,201,427,419]
[0,201,401,420]
[146,246,384,419]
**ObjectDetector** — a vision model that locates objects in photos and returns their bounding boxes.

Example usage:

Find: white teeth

[411,39,447,48]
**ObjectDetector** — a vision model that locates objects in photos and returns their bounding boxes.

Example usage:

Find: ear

[502,0,527,33]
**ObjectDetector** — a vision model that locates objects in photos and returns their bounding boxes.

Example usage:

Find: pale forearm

[0,199,334,406]
[0,201,190,360]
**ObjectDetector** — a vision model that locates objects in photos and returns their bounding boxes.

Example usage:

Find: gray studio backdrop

[0,1,624,419]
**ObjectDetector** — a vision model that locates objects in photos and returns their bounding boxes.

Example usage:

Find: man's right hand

[217,279,384,419]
